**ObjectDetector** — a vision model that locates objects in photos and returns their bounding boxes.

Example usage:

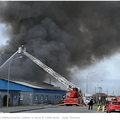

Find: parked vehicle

[106,100,120,113]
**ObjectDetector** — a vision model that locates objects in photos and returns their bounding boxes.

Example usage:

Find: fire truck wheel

[66,104,69,106]
[66,104,72,106]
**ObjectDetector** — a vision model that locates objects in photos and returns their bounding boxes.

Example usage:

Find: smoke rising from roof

[0,1,120,84]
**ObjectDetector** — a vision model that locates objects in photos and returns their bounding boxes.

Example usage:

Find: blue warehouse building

[0,78,66,106]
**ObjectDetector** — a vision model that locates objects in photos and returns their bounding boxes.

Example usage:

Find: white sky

[0,23,120,96]
[71,58,120,96]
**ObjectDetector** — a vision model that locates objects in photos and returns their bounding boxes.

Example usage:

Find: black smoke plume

[0,1,120,84]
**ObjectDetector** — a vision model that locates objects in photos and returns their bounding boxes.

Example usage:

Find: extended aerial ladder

[18,45,87,106]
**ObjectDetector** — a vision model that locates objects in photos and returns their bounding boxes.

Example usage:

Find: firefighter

[61,95,65,103]
[21,45,24,49]
[97,100,102,110]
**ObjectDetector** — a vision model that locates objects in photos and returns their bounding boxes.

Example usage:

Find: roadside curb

[9,105,58,113]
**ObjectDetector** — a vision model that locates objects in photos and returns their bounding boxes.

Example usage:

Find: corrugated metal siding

[0,79,7,89]
[0,78,33,92]
[9,82,33,92]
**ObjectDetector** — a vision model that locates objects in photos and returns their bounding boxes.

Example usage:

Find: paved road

[0,104,57,113]
[18,106,104,113]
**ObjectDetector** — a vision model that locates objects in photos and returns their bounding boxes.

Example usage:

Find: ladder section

[23,51,80,90]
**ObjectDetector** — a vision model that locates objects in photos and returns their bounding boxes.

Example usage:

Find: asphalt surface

[0,104,106,113]
[19,105,105,113]
[0,104,58,113]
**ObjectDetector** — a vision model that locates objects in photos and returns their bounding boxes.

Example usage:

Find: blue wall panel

[0,79,7,89]
[0,78,33,92]
[9,82,33,92]
[0,78,66,94]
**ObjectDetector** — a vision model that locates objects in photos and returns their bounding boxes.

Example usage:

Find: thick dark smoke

[0,1,120,84]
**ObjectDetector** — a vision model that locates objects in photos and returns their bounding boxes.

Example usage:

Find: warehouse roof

[0,77,64,91]
[13,80,62,90]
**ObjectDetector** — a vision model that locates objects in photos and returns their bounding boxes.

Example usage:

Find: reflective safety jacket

[97,101,101,105]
